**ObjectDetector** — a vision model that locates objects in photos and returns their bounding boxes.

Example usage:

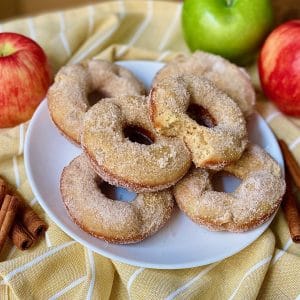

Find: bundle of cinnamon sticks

[0,177,48,254]
[279,140,300,243]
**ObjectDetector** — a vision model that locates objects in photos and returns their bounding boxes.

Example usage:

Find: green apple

[182,0,273,65]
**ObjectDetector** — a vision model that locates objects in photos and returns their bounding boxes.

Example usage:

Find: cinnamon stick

[19,203,48,239]
[0,178,7,204]
[10,221,34,250]
[282,171,300,243]
[278,139,300,190]
[0,177,48,250]
[0,195,19,252]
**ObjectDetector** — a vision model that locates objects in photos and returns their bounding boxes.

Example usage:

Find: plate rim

[24,60,284,269]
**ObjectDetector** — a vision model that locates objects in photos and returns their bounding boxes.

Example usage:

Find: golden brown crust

[49,115,79,146]
[84,147,189,193]
[153,51,255,117]
[149,75,248,170]
[176,195,282,232]
[47,59,145,144]
[81,95,192,192]
[173,144,286,232]
[60,154,174,244]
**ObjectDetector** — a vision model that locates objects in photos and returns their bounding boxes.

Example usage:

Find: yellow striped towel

[0,1,299,299]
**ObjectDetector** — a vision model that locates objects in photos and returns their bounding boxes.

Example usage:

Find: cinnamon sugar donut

[174,144,285,232]
[61,154,174,244]
[149,75,248,170]
[153,51,255,117]
[47,59,145,144]
[81,95,192,192]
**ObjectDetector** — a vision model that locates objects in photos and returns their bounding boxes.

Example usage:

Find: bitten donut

[81,95,192,192]
[153,51,255,117]
[174,144,286,232]
[47,59,145,144]
[61,154,174,244]
[150,75,248,170]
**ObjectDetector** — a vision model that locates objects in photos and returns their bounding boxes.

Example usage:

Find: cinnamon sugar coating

[47,59,145,144]
[149,75,248,170]
[81,95,192,192]
[60,154,174,244]
[174,144,286,232]
[153,51,255,117]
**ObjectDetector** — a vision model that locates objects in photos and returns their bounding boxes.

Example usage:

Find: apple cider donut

[174,144,286,232]
[81,95,192,192]
[61,154,174,244]
[47,59,145,144]
[149,75,248,170]
[153,51,255,117]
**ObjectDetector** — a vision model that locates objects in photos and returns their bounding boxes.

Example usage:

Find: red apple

[258,20,300,116]
[0,32,52,127]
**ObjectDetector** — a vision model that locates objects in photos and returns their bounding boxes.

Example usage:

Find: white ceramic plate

[24,60,284,269]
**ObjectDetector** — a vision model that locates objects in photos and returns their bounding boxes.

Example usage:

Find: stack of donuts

[47,52,286,244]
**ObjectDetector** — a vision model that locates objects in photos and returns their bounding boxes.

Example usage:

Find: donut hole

[187,104,216,128]
[87,90,110,107]
[96,178,137,202]
[212,172,241,193]
[123,125,154,145]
